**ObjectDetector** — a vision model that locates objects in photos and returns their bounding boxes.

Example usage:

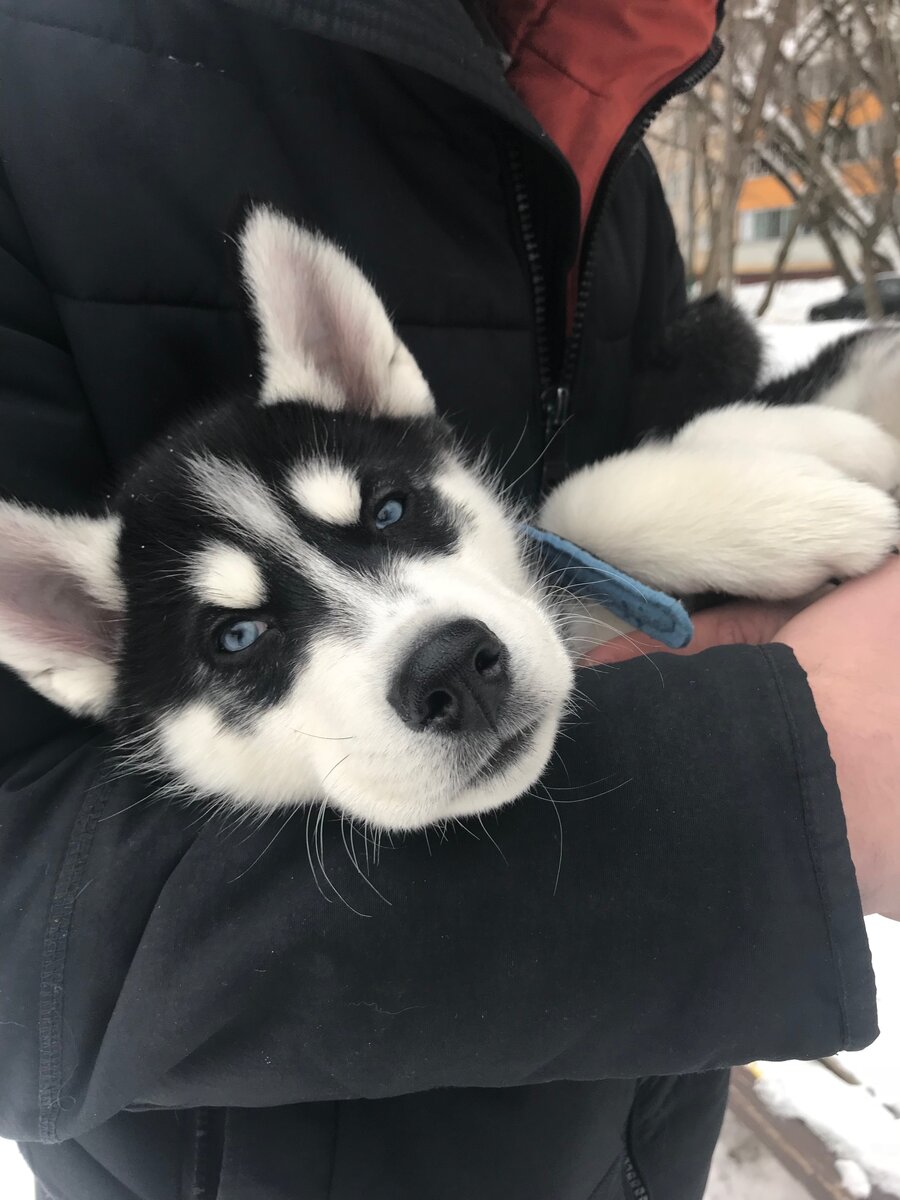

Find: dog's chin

[448,716,559,823]
[327,706,564,832]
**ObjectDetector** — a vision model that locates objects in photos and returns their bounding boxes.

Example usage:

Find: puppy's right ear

[238,206,434,418]
[0,504,123,718]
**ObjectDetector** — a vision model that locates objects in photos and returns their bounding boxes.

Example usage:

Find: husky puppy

[0,208,898,831]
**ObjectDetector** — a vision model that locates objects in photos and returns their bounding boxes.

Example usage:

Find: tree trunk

[720,3,738,298]
[685,100,699,290]
[699,121,722,295]
[860,243,885,319]
[812,207,858,288]
[756,188,816,317]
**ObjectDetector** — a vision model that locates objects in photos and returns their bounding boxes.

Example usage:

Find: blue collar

[523,526,693,649]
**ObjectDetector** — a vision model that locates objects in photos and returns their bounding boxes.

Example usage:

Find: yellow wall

[739,155,900,210]
[738,88,895,212]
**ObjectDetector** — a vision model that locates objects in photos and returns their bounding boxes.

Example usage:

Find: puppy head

[0,209,572,830]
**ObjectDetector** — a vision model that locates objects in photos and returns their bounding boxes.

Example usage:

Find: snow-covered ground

[839,917,900,1112]
[706,1110,810,1199]
[752,1059,900,1198]
[736,277,865,379]
[0,1138,32,1200]
[736,277,847,324]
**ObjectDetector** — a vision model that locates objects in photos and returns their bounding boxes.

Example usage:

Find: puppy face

[0,209,572,830]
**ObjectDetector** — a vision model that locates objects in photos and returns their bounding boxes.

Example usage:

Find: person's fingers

[687,600,802,652]
[582,599,802,665]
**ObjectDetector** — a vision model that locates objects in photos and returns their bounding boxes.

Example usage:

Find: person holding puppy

[0,2,897,1198]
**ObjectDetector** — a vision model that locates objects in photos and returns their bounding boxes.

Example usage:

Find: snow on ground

[0,1137,34,1199]
[736,278,846,324]
[839,917,900,1111]
[705,1110,810,1199]
[753,1060,900,1198]
[760,317,865,378]
[735,278,865,380]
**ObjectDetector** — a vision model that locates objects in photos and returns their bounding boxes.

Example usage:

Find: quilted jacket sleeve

[0,167,877,1147]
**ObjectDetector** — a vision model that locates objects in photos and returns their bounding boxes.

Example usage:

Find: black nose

[388,619,510,733]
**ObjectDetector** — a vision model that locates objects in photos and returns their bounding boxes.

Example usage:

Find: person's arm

[777,556,900,920]
[587,561,900,924]
[0,175,877,1145]
[0,648,877,1141]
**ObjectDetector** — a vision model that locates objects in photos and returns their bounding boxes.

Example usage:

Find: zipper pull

[539,386,571,493]
[541,385,570,434]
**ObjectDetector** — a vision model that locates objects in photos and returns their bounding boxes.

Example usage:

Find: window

[739,208,796,241]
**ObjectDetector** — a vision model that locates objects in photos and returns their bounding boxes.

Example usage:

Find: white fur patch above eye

[190,543,266,609]
[290,462,361,526]
[188,454,296,551]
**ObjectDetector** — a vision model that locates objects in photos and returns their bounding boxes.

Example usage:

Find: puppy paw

[537,446,900,601]
[751,470,900,598]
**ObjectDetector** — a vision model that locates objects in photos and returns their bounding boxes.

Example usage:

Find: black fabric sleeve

[0,647,876,1141]
[0,176,876,1145]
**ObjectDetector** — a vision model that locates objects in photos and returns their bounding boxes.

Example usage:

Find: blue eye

[217,618,268,654]
[374,495,406,529]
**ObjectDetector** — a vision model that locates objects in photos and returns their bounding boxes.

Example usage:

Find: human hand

[584,561,900,920]
[775,557,900,920]
[582,599,798,665]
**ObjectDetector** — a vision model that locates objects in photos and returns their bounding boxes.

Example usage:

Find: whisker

[538,778,633,805]
[536,780,565,896]
[498,412,574,497]
[320,753,351,787]
[305,802,332,905]
[454,818,480,841]
[476,815,508,866]
[494,414,530,482]
[541,771,620,793]
[341,817,393,906]
[314,800,371,918]
[292,729,355,741]
[228,807,298,883]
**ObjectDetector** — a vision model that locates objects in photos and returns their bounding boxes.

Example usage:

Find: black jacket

[0,3,877,1199]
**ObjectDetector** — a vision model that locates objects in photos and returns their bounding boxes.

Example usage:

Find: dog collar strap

[523,525,694,649]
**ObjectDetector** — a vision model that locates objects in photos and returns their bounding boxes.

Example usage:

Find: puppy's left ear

[239,206,434,418]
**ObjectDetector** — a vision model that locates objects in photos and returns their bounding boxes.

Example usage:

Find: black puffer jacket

[0,3,876,1199]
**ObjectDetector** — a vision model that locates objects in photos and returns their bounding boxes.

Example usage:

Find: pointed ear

[0,504,123,718]
[238,206,434,417]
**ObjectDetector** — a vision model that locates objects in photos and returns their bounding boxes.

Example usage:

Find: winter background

[1,282,898,1197]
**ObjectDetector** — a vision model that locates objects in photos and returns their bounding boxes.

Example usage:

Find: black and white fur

[0,208,898,830]
[544,314,900,613]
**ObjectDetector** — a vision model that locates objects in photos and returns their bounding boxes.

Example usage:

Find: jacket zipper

[506,139,556,420]
[507,38,723,495]
[623,1152,650,1200]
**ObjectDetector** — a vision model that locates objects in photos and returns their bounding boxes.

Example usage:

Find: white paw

[538,445,899,601]
[754,465,899,598]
